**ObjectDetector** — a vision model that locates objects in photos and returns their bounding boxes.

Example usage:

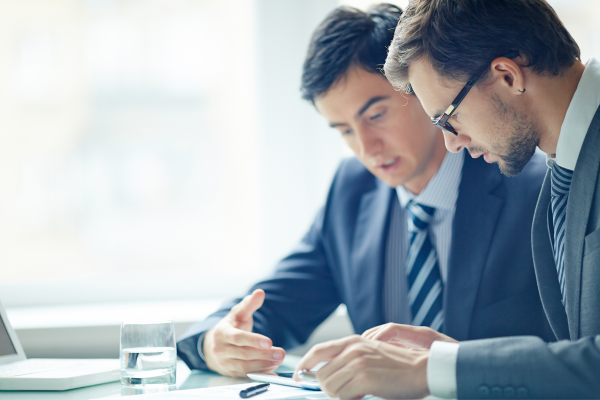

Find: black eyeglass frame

[431,51,520,135]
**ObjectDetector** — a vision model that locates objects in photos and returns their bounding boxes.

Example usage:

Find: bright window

[0,0,345,307]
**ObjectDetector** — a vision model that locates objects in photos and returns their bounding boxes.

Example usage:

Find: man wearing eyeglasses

[294,0,600,399]
[177,3,553,381]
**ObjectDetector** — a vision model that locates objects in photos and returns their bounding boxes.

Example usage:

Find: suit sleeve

[177,206,343,370]
[456,335,600,398]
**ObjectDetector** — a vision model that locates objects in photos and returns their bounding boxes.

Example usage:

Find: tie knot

[551,163,573,197]
[407,201,435,232]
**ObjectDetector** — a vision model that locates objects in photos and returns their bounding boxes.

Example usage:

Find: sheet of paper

[94,383,330,400]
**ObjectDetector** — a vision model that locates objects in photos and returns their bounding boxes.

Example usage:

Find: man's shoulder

[323,157,392,222]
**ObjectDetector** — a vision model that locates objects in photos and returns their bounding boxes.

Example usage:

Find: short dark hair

[301,3,404,103]
[384,0,581,93]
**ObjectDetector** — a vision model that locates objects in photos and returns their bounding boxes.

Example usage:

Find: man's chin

[497,158,526,177]
[375,173,405,188]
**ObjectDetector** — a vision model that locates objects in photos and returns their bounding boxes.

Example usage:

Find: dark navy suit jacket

[178,152,554,370]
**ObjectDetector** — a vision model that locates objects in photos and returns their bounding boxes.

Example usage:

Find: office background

[0,0,599,358]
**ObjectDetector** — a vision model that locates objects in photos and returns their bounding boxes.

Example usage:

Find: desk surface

[1,358,442,400]
[1,360,253,400]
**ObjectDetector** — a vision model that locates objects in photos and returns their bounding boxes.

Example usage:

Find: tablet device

[246,372,320,391]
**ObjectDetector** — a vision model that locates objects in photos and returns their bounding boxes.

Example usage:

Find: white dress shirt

[427,57,600,399]
[384,150,464,324]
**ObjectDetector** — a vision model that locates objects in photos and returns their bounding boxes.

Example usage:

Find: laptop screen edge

[0,297,27,366]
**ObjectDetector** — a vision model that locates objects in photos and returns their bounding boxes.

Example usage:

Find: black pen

[239,383,270,398]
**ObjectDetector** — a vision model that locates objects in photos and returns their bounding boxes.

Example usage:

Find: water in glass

[120,321,176,386]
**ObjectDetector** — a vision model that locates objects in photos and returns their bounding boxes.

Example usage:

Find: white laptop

[0,299,120,391]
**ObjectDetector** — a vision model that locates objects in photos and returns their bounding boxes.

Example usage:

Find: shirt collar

[547,57,600,170]
[396,150,464,210]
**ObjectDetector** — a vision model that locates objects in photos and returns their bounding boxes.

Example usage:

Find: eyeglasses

[431,51,520,135]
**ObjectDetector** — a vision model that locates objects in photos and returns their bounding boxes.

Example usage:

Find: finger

[223,344,285,362]
[361,323,394,340]
[336,374,369,400]
[294,335,362,380]
[315,340,369,388]
[371,325,458,349]
[369,323,414,342]
[318,342,383,399]
[363,326,408,348]
[222,326,274,349]
[318,353,369,399]
[368,324,431,348]
[361,325,380,339]
[230,289,265,321]
[319,362,356,399]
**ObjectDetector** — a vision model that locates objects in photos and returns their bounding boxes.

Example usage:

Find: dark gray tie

[405,201,443,331]
[550,163,573,305]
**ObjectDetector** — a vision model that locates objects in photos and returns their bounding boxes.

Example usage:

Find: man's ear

[490,57,526,95]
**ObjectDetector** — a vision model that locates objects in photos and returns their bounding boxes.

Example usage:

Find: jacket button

[491,386,502,398]
[504,386,515,398]
[516,387,529,398]
[478,386,490,398]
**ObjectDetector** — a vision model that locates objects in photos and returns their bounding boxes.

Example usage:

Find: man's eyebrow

[355,96,389,119]
[329,122,347,128]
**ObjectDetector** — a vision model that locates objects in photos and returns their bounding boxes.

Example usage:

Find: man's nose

[356,127,383,158]
[442,130,469,153]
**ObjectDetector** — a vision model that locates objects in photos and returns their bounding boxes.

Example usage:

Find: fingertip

[260,339,271,349]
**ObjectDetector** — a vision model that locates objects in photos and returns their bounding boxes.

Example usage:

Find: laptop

[0,299,120,391]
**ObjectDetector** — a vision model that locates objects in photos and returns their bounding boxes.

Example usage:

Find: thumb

[230,289,265,323]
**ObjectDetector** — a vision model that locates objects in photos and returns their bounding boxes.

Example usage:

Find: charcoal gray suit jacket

[456,107,600,399]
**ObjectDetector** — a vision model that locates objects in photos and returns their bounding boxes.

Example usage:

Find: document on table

[95,383,330,400]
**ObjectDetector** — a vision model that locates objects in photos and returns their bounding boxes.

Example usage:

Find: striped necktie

[405,201,444,331]
[550,163,573,305]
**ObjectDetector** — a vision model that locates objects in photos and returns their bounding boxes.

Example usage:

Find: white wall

[253,0,343,274]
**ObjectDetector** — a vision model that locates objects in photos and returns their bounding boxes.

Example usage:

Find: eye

[342,128,352,135]
[370,112,382,120]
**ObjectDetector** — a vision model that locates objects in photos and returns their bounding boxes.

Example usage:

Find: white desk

[1,358,443,400]
[0,360,253,400]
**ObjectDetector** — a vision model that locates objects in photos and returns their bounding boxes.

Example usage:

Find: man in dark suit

[177,4,552,378]
[294,0,600,399]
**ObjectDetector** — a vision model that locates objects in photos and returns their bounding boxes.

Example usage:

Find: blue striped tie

[550,163,573,305]
[405,201,444,331]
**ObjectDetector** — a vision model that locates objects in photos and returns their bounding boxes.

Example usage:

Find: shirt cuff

[427,340,459,398]
[197,331,208,363]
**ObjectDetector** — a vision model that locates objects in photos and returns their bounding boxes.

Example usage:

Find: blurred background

[1,0,599,358]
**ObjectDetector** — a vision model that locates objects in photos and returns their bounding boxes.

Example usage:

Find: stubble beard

[491,95,540,177]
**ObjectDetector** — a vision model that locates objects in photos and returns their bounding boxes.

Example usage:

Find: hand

[294,335,429,400]
[203,289,285,377]
[362,323,458,349]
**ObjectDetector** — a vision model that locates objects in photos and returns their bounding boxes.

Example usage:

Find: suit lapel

[533,170,570,340]
[564,106,600,339]
[350,181,394,333]
[444,154,504,341]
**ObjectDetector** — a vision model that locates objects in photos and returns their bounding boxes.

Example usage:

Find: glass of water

[120,321,177,387]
